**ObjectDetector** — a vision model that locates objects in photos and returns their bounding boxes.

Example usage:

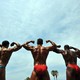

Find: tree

[24,77,30,80]
[51,70,58,80]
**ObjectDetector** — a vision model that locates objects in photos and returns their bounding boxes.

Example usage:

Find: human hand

[30,40,35,44]
[10,42,15,46]
[57,45,61,48]
[46,40,50,43]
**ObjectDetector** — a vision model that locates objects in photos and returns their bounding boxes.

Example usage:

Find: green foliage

[51,70,58,79]
[25,77,30,80]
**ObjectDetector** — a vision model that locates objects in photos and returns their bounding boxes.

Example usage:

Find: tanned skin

[22,39,59,80]
[0,41,22,80]
[54,45,80,80]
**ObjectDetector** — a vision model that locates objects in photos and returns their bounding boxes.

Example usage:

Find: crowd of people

[0,38,80,80]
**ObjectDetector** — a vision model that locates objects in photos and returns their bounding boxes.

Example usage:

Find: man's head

[64,45,69,50]
[2,40,9,48]
[37,38,43,45]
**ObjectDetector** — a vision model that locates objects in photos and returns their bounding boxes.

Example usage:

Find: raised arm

[69,46,79,51]
[22,40,34,51]
[54,48,65,55]
[69,46,80,58]
[10,42,22,52]
[0,44,2,47]
[46,40,61,51]
[46,40,61,48]
[46,40,66,55]
[0,44,1,58]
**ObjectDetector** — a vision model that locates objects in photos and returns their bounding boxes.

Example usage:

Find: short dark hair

[2,40,9,47]
[64,45,69,49]
[37,38,43,45]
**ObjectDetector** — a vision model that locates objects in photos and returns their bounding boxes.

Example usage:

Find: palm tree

[24,77,30,80]
[51,70,58,80]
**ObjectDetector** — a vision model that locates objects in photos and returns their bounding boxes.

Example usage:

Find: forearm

[47,40,61,48]
[54,49,64,54]
[54,49,61,53]
[13,42,21,46]
[47,40,56,46]
[22,40,34,50]
[14,42,22,50]
[0,44,2,47]
[22,42,29,49]
[25,41,32,45]
[22,42,30,47]
[23,41,34,45]
[10,42,22,52]
[69,46,79,51]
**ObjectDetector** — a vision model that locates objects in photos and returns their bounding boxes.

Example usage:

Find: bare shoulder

[0,48,11,52]
[4,48,12,51]
[0,47,1,50]
[45,45,54,50]
[42,46,46,49]
[34,46,46,50]
[0,47,1,52]
[41,46,48,50]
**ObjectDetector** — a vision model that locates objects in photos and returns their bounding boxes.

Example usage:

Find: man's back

[31,45,49,65]
[0,41,21,66]
[22,39,58,80]
[0,41,22,80]
[62,50,77,66]
[0,47,13,66]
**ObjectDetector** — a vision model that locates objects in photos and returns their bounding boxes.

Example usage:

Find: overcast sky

[0,0,80,80]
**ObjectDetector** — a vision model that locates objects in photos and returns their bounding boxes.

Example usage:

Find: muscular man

[54,45,80,80]
[0,40,22,80]
[22,38,60,80]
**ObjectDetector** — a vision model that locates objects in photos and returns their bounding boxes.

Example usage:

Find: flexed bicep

[22,40,35,51]
[10,42,22,52]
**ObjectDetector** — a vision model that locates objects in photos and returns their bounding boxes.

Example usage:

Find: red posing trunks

[67,64,80,73]
[34,64,47,74]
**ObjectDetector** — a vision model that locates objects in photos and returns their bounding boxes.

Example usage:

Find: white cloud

[0,0,80,80]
